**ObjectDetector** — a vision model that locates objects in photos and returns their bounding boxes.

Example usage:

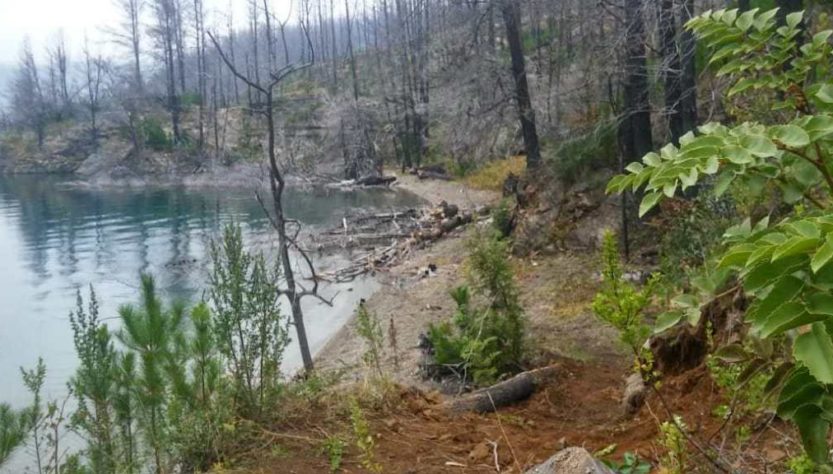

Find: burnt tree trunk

[679,0,698,135]
[622,0,653,163]
[500,0,541,170]
[660,0,684,144]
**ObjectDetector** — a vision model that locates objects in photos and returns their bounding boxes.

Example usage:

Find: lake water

[0,175,422,411]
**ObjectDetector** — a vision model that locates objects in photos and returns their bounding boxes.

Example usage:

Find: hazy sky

[0,0,293,65]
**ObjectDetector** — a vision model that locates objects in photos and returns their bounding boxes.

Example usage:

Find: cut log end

[443,365,560,415]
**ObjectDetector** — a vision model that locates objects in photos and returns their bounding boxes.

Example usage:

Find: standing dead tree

[83,37,107,144]
[208,23,329,373]
[499,0,541,170]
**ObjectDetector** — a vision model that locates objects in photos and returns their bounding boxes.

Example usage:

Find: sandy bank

[314,176,500,387]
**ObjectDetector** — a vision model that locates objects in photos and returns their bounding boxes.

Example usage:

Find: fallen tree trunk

[417,170,452,181]
[356,175,397,186]
[443,365,560,415]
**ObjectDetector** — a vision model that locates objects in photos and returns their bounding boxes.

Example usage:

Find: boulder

[622,372,647,416]
[525,448,614,474]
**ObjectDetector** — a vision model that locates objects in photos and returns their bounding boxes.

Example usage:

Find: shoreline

[313,174,499,386]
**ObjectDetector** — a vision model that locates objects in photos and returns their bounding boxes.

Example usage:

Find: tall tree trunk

[174,0,187,93]
[195,0,207,149]
[679,0,697,136]
[660,0,684,144]
[345,0,361,101]
[264,87,315,372]
[129,0,144,94]
[227,16,241,105]
[499,0,541,169]
[330,0,339,87]
[622,0,653,163]
[250,0,261,104]
[159,0,181,143]
[263,0,276,72]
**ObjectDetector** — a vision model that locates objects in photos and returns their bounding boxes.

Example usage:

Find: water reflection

[0,175,422,409]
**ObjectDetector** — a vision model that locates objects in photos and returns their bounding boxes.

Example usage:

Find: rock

[525,447,615,474]
[764,448,785,463]
[622,373,647,416]
[440,201,459,218]
[468,442,491,462]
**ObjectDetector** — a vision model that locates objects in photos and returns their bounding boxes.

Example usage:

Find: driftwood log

[443,365,560,415]
[356,175,397,186]
[417,170,453,181]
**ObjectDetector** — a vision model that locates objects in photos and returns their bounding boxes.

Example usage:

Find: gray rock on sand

[525,447,615,474]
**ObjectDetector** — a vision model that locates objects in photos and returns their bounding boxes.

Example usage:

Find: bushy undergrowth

[658,193,736,286]
[592,231,656,362]
[427,230,525,385]
[605,7,833,467]
[0,224,319,473]
[139,117,172,152]
[546,120,618,185]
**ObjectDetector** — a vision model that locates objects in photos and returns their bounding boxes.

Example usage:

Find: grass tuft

[464,156,526,191]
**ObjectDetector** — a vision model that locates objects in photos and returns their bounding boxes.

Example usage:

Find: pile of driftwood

[318,201,483,282]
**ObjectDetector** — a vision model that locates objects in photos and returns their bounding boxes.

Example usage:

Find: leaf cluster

[606,7,833,466]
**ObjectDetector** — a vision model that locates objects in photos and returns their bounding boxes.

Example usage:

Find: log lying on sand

[408,165,453,181]
[443,365,560,415]
[356,175,397,186]
[324,175,398,189]
[417,170,452,181]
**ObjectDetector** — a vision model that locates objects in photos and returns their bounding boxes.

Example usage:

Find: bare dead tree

[111,0,144,95]
[83,36,107,144]
[194,0,207,148]
[151,0,183,142]
[11,40,47,147]
[621,0,653,165]
[499,0,541,169]
[660,0,684,143]
[208,22,328,373]
[345,0,361,101]
[679,0,698,134]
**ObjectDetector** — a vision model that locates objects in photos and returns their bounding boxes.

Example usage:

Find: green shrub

[208,223,289,416]
[356,304,384,378]
[139,118,171,152]
[492,198,515,238]
[0,403,32,467]
[592,231,656,360]
[427,232,525,385]
[320,436,346,472]
[603,451,652,474]
[546,121,617,185]
[180,92,203,107]
[659,416,688,474]
[349,398,381,473]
